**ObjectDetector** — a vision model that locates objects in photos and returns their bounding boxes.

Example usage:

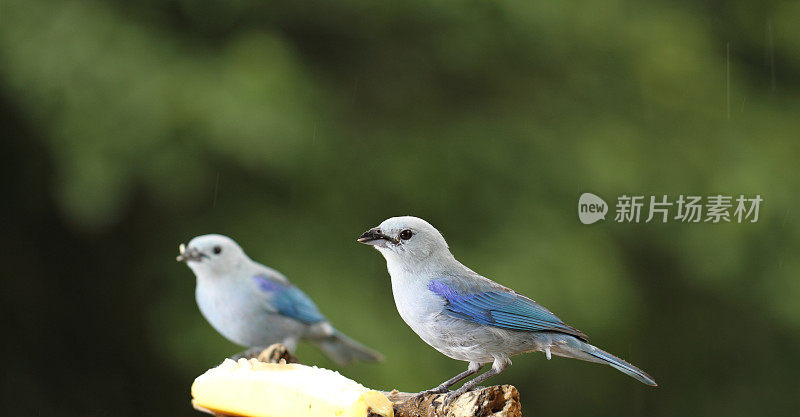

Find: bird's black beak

[176,243,207,262]
[357,228,398,245]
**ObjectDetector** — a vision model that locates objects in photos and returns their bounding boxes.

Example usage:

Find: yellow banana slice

[192,358,393,417]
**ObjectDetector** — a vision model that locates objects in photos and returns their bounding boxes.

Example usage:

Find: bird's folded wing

[253,275,326,324]
[429,278,587,340]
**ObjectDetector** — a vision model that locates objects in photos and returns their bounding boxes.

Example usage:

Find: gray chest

[195,280,303,347]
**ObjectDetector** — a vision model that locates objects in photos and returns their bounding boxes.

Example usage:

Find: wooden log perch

[192,344,521,417]
[384,385,520,417]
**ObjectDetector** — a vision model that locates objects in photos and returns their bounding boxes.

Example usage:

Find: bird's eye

[399,229,414,240]
[213,246,222,254]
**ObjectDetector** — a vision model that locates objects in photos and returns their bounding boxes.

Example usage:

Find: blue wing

[428,278,587,340]
[253,275,326,324]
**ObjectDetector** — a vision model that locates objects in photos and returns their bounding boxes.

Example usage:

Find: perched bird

[177,234,382,365]
[358,216,656,403]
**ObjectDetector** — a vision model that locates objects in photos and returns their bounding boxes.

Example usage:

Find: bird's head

[357,216,451,267]
[177,234,247,276]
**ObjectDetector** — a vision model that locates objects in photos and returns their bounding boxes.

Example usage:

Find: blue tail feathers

[582,343,657,386]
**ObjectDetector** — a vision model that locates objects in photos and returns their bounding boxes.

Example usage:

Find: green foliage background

[2,0,799,415]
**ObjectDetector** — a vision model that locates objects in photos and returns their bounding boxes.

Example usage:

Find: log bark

[384,385,520,417]
[191,344,521,417]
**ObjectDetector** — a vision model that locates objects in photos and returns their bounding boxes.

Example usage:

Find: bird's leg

[230,346,267,360]
[413,362,483,403]
[443,358,509,406]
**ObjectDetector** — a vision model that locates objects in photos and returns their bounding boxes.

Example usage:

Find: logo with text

[578,193,608,224]
[578,193,762,224]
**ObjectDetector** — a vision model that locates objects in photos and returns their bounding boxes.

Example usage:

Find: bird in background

[358,216,656,404]
[177,234,382,365]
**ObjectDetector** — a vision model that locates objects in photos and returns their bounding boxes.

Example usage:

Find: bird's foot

[443,391,459,407]
[229,347,264,361]
[426,385,452,395]
[412,385,451,405]
[442,385,476,407]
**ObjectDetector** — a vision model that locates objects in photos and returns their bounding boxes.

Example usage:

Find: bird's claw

[442,384,483,407]
[443,391,460,407]
[412,386,450,405]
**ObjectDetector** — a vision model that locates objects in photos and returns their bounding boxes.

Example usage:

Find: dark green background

[2,0,799,415]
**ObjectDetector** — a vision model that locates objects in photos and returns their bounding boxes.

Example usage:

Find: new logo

[578,193,608,224]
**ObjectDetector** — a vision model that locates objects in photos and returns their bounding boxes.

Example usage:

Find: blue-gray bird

[177,234,382,365]
[358,216,656,403]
